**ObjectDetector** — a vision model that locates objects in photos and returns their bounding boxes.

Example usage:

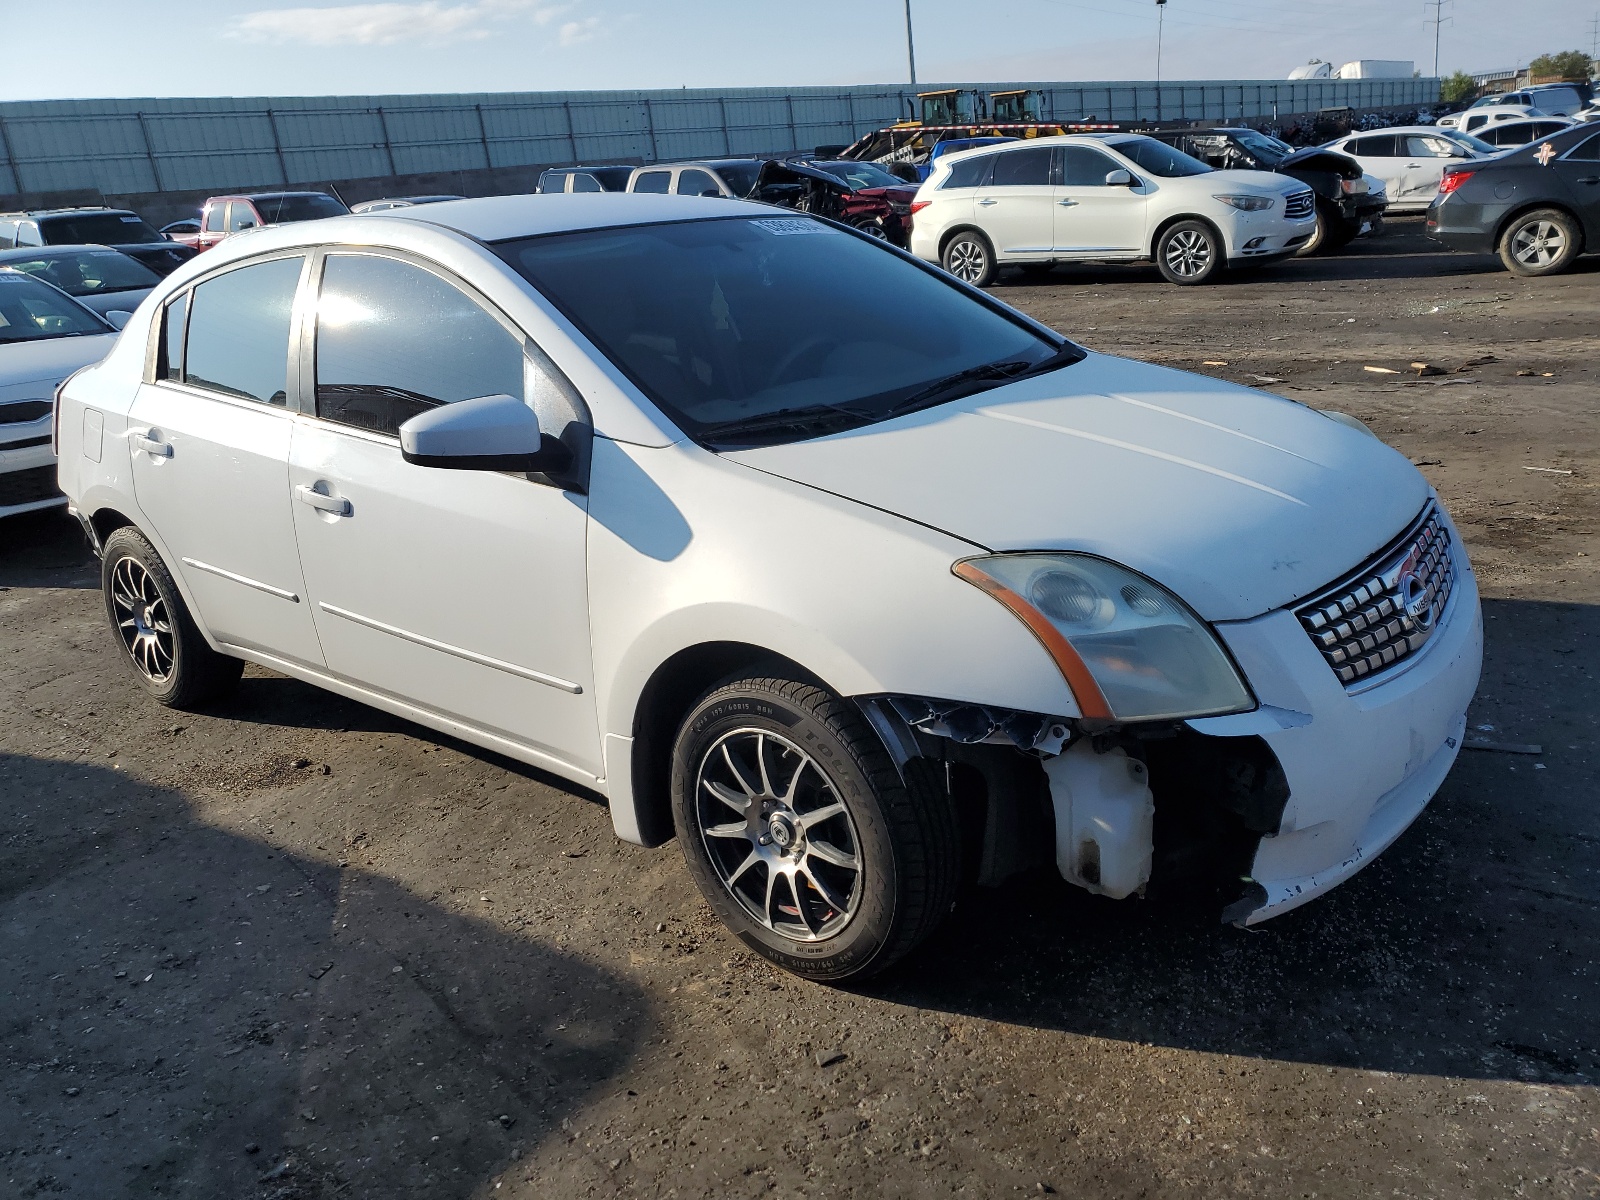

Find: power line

[1424,0,1453,77]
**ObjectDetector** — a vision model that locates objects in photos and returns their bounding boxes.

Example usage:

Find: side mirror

[1105,168,1135,187]
[105,310,133,330]
[399,392,572,473]
[236,220,257,230]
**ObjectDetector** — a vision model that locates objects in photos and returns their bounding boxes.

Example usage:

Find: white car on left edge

[57,194,1480,983]
[909,133,1318,286]
[0,269,123,519]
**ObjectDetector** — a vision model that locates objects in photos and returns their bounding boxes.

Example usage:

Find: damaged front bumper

[1193,546,1483,925]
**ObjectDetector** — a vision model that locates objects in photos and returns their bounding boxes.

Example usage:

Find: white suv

[908,134,1317,286]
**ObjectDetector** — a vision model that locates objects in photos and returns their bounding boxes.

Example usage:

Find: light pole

[1155,0,1167,122]
[904,0,918,90]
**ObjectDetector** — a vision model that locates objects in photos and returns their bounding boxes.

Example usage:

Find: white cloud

[558,16,601,46]
[230,0,581,47]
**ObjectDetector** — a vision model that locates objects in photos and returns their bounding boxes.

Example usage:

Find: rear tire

[1155,220,1223,284]
[670,673,960,981]
[1498,208,1582,277]
[101,527,243,709]
[1295,204,1333,256]
[942,230,997,288]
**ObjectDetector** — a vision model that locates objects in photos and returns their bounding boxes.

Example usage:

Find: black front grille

[0,400,52,425]
[1295,506,1456,687]
[1284,189,1315,220]
[0,465,62,508]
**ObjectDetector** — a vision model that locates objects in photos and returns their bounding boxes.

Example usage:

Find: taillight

[910,200,931,215]
[1437,170,1475,196]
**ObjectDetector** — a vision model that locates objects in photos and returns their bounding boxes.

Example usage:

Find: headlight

[1340,177,1369,195]
[954,554,1254,723]
[1212,194,1276,211]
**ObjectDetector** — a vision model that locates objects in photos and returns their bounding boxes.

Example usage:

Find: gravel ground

[2,217,1597,1199]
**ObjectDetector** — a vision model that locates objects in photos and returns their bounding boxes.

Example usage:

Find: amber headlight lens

[955,554,1254,722]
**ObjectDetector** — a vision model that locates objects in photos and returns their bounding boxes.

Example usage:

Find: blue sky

[2,0,1591,100]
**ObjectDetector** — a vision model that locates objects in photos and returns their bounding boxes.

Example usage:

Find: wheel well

[89,507,136,553]
[1494,202,1586,253]
[1149,213,1225,261]
[628,642,825,847]
[938,224,992,258]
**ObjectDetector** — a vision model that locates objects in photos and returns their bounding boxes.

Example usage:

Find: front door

[1054,144,1147,254]
[286,250,600,778]
[973,145,1057,258]
[1550,128,1600,241]
[128,252,325,667]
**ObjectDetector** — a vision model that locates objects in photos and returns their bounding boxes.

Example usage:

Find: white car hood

[1189,168,1305,196]
[0,333,119,401]
[726,352,1428,622]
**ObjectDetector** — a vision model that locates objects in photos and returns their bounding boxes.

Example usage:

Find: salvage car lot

[2,218,1597,1197]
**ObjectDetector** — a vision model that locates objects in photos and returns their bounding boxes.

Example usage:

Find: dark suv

[0,207,196,276]
[1145,127,1386,254]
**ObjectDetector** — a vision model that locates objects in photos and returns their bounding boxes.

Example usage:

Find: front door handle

[132,432,172,458]
[1057,198,1078,206]
[978,197,998,206]
[1578,176,1600,185]
[296,484,352,517]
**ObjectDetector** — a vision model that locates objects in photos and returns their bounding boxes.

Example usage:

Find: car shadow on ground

[0,752,655,1199]
[0,509,98,590]
[867,596,1598,1089]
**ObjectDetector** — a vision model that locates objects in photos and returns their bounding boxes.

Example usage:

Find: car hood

[1279,146,1362,178]
[1188,168,1306,196]
[725,352,1428,622]
[0,333,119,399]
[72,289,153,318]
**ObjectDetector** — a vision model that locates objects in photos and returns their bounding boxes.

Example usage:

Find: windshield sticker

[120,215,142,222]
[750,217,835,236]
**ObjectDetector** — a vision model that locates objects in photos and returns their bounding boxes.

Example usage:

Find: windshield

[1231,129,1293,162]
[40,212,164,245]
[707,162,762,197]
[254,194,348,223]
[1440,129,1496,155]
[808,161,906,189]
[0,270,108,342]
[496,216,1067,447]
[1109,137,1212,177]
[1,249,160,296]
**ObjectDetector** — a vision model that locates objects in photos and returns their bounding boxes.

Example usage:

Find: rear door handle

[1058,199,1078,206]
[978,198,998,206]
[296,484,352,517]
[1578,176,1600,185]
[132,432,172,457]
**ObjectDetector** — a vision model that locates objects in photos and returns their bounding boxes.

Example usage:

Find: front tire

[942,230,997,287]
[1498,208,1582,277]
[1156,219,1223,284]
[101,527,242,708]
[670,673,960,981]
[1295,204,1332,256]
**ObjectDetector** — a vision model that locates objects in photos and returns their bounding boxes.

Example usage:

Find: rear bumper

[1190,518,1483,924]
[1426,197,1503,254]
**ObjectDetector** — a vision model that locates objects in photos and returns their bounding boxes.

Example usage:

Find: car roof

[364,191,771,241]
[2,207,134,218]
[213,191,336,202]
[0,243,124,259]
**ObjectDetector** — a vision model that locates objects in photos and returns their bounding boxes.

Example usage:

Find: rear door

[1342,135,1405,203]
[127,252,324,667]
[1054,144,1145,254]
[973,145,1057,258]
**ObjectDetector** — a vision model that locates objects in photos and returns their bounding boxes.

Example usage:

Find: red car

[194,191,348,251]
[755,159,920,246]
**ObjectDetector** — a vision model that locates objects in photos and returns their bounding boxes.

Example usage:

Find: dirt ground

[3,217,1597,1199]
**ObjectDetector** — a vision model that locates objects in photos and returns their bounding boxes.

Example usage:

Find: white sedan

[908,133,1317,286]
[57,196,1481,980]
[0,269,123,519]
[1321,127,1496,213]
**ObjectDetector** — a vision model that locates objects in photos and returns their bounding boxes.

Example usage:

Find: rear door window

[1061,145,1122,186]
[676,169,720,197]
[632,171,671,194]
[313,253,524,437]
[941,153,995,189]
[570,173,603,192]
[1350,135,1398,157]
[182,256,304,406]
[988,147,1054,186]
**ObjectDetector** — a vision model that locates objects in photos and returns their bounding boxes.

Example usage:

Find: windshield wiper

[880,343,1083,419]
[699,401,872,447]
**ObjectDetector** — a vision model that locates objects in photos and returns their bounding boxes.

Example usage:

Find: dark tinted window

[162,292,186,380]
[254,194,348,223]
[39,212,164,245]
[633,171,671,194]
[183,256,303,405]
[1061,145,1122,186]
[314,254,523,437]
[712,162,762,196]
[942,153,995,189]
[1568,131,1600,161]
[497,216,1062,447]
[1350,135,1398,156]
[0,271,108,342]
[2,249,160,296]
[1110,137,1210,177]
[571,172,603,192]
[988,147,1054,186]
[227,203,258,231]
[677,169,720,197]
